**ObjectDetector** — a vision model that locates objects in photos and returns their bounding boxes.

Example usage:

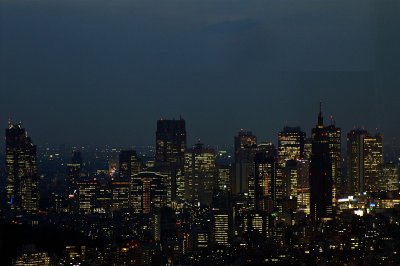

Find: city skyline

[0,106,392,149]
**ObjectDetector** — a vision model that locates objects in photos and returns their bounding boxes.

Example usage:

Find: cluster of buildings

[1,106,400,265]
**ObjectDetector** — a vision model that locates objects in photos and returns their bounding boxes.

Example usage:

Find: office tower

[131,172,166,214]
[304,138,312,161]
[283,160,298,198]
[211,210,232,247]
[326,124,342,200]
[111,179,130,211]
[232,130,258,194]
[119,150,141,180]
[379,162,399,191]
[309,105,333,221]
[243,210,270,244]
[347,130,383,194]
[66,151,82,196]
[155,118,186,202]
[5,121,38,213]
[184,142,216,206]
[347,129,368,194]
[217,165,231,191]
[296,159,310,214]
[363,134,383,193]
[278,127,306,166]
[96,180,112,213]
[248,152,277,212]
[77,179,98,214]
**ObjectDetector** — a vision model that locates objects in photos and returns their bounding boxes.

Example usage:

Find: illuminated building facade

[184,142,216,205]
[296,159,310,214]
[5,121,38,213]
[363,134,383,193]
[131,172,166,214]
[249,152,278,212]
[278,127,305,166]
[379,162,399,191]
[77,179,98,214]
[111,180,130,211]
[212,210,232,247]
[14,252,50,266]
[217,165,231,191]
[347,130,383,194]
[283,160,298,198]
[326,124,342,201]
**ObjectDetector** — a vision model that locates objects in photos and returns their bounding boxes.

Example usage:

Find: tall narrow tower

[155,117,186,202]
[309,104,333,222]
[5,121,38,213]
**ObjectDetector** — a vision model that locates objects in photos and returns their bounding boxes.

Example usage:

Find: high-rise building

[232,130,258,195]
[5,121,38,213]
[66,151,82,196]
[211,209,232,247]
[379,162,398,191]
[347,129,368,195]
[217,165,231,191]
[155,118,186,203]
[248,152,278,212]
[111,179,130,211]
[309,105,333,222]
[119,150,141,180]
[131,171,166,214]
[77,179,98,214]
[296,159,310,214]
[66,151,82,213]
[278,127,306,166]
[363,134,383,193]
[326,124,342,200]
[184,142,216,206]
[283,160,298,198]
[347,130,383,194]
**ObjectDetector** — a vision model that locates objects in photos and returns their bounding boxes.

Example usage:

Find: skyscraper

[5,121,38,213]
[66,151,82,196]
[249,152,277,212]
[309,105,333,222]
[184,142,216,206]
[363,133,383,193]
[232,130,258,195]
[155,118,186,203]
[278,127,306,166]
[131,172,166,214]
[347,130,383,194]
[326,124,342,200]
[119,150,141,180]
[66,151,82,212]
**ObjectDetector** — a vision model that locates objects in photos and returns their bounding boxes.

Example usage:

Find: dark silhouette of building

[119,150,141,180]
[233,130,258,195]
[249,152,278,212]
[5,121,38,213]
[155,118,186,203]
[309,104,333,223]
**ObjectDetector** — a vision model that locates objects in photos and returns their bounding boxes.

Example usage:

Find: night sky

[1,0,399,147]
